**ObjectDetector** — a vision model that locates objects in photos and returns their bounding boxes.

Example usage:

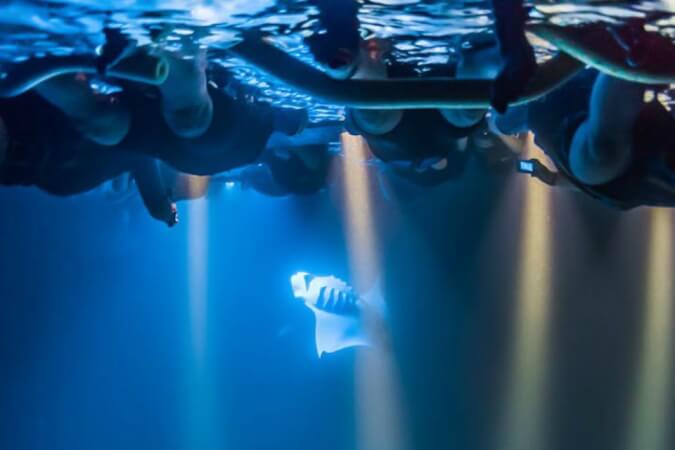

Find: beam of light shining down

[340,133,378,283]
[340,133,408,450]
[187,178,210,367]
[626,208,674,450]
[184,176,221,450]
[498,133,552,450]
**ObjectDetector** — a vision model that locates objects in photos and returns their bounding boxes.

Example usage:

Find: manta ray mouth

[290,271,313,299]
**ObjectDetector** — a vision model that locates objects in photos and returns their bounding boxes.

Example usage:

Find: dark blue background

[1,165,673,450]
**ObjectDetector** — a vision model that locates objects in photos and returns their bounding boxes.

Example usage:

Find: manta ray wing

[310,307,371,357]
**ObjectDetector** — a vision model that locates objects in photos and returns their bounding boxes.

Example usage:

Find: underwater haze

[4,154,675,450]
[3,1,675,450]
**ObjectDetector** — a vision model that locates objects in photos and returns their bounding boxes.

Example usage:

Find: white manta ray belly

[290,272,384,357]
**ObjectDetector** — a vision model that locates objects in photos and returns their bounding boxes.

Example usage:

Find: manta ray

[290,271,385,358]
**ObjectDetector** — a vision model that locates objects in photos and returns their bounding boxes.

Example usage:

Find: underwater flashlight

[517,159,558,186]
[518,160,535,174]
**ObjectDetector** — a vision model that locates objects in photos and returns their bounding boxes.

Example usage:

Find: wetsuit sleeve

[133,157,177,226]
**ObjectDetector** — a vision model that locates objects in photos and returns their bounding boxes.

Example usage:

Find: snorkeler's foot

[273,108,309,136]
[491,38,537,113]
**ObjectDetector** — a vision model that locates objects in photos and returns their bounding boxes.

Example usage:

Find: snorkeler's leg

[490,0,537,113]
[34,75,131,146]
[568,74,645,185]
[441,42,502,128]
[133,157,178,227]
[158,46,213,139]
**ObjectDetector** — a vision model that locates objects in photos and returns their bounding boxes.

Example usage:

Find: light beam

[186,176,210,367]
[340,133,408,450]
[498,133,553,450]
[184,175,220,450]
[626,208,674,450]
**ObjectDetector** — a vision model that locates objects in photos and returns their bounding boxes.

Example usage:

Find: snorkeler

[0,31,313,224]
[0,91,179,225]
[29,27,309,173]
[373,127,521,206]
[306,0,536,113]
[33,29,213,145]
[144,117,342,200]
[36,59,307,176]
[306,0,508,183]
[495,28,675,209]
[0,71,313,224]
[0,76,318,225]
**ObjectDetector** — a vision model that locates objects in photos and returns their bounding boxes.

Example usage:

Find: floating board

[527,22,675,84]
[228,36,584,109]
[290,272,385,357]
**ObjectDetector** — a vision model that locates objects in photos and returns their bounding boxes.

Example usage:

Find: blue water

[3,1,675,450]
[1,186,357,450]
[3,161,668,450]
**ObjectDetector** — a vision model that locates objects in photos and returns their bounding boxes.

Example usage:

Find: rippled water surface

[1,0,674,119]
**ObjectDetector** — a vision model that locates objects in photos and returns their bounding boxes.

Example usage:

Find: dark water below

[2,1,675,450]
[2,161,673,450]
